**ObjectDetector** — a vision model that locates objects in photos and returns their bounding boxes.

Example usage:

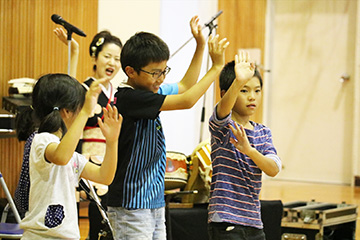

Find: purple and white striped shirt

[208,108,281,229]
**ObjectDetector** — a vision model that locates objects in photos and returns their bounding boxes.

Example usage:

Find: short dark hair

[219,61,263,91]
[120,32,170,74]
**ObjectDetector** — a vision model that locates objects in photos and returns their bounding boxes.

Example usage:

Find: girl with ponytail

[18,73,122,239]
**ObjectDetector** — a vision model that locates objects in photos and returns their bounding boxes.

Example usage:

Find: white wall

[98,0,218,155]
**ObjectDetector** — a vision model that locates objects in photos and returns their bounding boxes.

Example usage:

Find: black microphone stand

[199,17,219,143]
[170,10,223,59]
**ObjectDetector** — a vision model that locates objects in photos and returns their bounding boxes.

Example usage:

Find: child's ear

[125,66,137,78]
[60,108,72,119]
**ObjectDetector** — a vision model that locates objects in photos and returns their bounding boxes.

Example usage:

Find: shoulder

[33,132,60,145]
[251,122,274,139]
[252,121,270,131]
[210,106,232,127]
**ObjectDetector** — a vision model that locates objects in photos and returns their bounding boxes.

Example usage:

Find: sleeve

[71,152,88,184]
[158,83,179,95]
[262,128,282,172]
[31,133,60,176]
[115,88,166,120]
[209,105,233,145]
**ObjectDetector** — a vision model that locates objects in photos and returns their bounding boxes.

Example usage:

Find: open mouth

[247,104,256,108]
[106,68,114,76]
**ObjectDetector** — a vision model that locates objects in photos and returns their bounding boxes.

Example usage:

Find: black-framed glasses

[139,66,171,79]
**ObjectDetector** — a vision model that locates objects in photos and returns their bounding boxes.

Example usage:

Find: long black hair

[15,73,86,140]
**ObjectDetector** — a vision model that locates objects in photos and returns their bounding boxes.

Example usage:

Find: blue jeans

[107,206,166,240]
[208,222,265,240]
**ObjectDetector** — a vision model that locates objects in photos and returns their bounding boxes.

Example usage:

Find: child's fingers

[89,79,105,94]
[104,105,120,121]
[97,117,104,129]
[208,34,214,52]
[230,137,237,145]
[111,106,119,120]
[218,41,229,53]
[229,124,239,138]
[105,105,112,116]
[102,107,109,117]
[239,124,246,136]
[239,50,245,62]
[230,123,244,139]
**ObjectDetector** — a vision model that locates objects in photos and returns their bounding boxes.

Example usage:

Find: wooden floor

[79,179,360,239]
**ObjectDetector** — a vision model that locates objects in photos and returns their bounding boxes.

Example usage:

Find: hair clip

[53,107,59,111]
[91,38,105,57]
[96,37,105,47]
[91,46,97,57]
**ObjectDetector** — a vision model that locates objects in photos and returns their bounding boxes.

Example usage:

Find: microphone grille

[51,14,62,24]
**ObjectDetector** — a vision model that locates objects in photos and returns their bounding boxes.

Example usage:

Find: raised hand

[53,27,79,52]
[82,79,104,116]
[234,51,255,82]
[229,123,252,155]
[208,34,230,68]
[190,15,205,47]
[98,105,122,143]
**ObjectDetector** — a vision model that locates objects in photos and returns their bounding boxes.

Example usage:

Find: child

[208,52,282,240]
[18,73,122,239]
[107,30,229,239]
[54,16,206,239]
[54,28,123,239]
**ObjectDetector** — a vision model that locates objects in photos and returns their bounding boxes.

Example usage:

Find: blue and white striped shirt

[108,83,178,209]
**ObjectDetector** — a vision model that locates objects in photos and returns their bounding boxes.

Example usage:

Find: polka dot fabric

[44,204,65,228]
[14,132,36,213]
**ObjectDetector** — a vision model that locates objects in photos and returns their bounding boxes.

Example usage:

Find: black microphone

[204,10,223,27]
[51,14,86,37]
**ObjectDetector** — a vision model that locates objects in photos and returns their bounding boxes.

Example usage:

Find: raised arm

[216,52,255,119]
[161,34,229,111]
[45,80,103,165]
[53,27,80,78]
[177,15,206,93]
[81,105,123,185]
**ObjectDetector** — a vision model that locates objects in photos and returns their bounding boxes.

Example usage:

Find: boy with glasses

[107,16,229,239]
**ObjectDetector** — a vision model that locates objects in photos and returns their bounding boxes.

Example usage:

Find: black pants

[208,222,265,240]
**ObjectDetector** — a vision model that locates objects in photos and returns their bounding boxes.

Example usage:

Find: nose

[157,75,165,84]
[108,57,115,66]
[248,91,255,101]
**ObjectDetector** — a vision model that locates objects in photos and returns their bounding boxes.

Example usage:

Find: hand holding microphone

[51,14,86,37]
